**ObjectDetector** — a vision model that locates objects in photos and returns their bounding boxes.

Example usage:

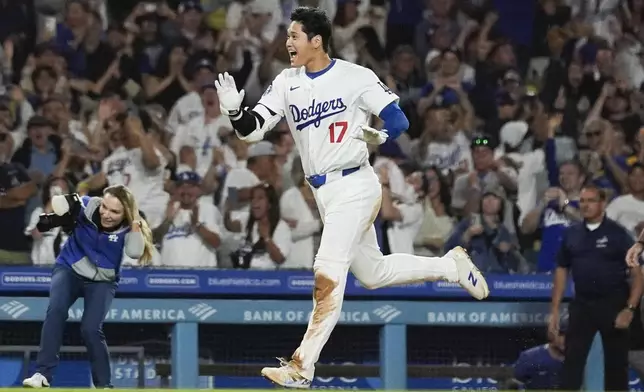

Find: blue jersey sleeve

[378,102,409,140]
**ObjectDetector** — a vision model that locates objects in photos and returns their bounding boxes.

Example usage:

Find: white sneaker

[22,373,50,388]
[446,246,489,300]
[261,357,312,389]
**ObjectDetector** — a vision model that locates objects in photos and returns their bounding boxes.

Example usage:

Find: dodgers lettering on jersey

[256,59,398,176]
[289,98,348,131]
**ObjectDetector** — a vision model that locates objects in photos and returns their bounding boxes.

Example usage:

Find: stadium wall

[0,296,609,390]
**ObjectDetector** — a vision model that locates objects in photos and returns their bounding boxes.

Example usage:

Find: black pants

[36,265,117,387]
[561,295,630,391]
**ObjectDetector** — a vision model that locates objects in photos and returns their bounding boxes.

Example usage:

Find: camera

[37,213,73,233]
[37,193,82,233]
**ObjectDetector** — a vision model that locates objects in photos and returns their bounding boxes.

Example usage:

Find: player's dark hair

[290,7,332,53]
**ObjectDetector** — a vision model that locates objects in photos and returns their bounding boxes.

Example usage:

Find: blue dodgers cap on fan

[176,170,201,185]
[193,58,215,76]
[178,0,203,13]
[378,139,407,160]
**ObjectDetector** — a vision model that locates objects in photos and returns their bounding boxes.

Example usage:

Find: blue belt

[306,166,362,189]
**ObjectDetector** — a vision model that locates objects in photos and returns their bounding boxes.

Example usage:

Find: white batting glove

[214,72,246,117]
[352,124,388,145]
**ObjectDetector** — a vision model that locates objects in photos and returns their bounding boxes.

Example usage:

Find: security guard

[550,185,643,391]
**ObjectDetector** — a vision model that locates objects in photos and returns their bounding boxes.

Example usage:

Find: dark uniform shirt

[557,217,633,299]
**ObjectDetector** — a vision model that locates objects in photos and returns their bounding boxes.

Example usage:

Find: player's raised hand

[214,72,245,116]
[352,124,388,145]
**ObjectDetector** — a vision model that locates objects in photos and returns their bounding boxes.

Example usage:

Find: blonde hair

[103,185,154,266]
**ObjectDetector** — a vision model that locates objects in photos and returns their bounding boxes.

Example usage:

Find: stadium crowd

[1,0,644,274]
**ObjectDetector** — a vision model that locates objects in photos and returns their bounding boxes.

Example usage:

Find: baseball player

[214,7,490,389]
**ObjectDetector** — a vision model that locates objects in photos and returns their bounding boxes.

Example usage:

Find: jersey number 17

[328,121,348,144]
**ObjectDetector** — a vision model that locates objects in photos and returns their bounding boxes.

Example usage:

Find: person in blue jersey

[22,184,155,389]
[520,160,585,272]
[508,315,568,390]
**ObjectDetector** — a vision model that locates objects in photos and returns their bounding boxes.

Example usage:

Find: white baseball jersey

[170,115,232,177]
[166,91,203,135]
[254,59,399,176]
[102,146,169,228]
[160,200,222,268]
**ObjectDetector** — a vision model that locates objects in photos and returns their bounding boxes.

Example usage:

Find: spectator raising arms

[78,107,169,229]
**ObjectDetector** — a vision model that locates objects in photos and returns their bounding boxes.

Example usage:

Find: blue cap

[193,58,214,75]
[178,0,203,13]
[176,171,201,184]
[378,139,407,160]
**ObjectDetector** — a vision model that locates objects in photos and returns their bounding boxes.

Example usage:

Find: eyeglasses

[472,138,490,146]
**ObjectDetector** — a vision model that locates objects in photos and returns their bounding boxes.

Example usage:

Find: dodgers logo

[289,98,347,131]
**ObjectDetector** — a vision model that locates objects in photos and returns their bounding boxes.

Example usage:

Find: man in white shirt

[166,58,216,136]
[378,162,424,254]
[156,170,222,267]
[219,141,279,213]
[171,82,233,178]
[607,163,644,237]
[496,120,546,224]
[373,139,409,202]
[82,116,169,229]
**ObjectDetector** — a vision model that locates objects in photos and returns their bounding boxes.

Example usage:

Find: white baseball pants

[291,167,459,379]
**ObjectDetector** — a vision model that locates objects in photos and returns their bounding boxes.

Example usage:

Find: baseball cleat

[446,246,489,300]
[261,357,312,389]
[22,373,50,388]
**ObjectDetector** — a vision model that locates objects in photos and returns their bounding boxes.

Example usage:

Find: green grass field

[0,388,438,392]
[0,390,516,392]
[0,389,490,392]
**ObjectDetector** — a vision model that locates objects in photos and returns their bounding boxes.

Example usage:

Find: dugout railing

[0,297,605,390]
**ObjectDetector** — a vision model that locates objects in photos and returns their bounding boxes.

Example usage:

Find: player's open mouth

[288,50,297,62]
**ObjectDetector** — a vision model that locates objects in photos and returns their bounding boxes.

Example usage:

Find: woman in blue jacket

[22,184,155,389]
